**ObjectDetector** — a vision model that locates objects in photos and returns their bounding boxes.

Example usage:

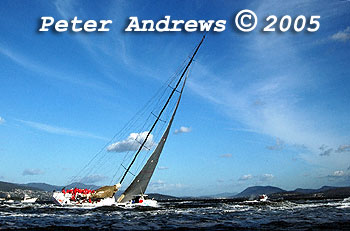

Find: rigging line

[79,92,158,182]
[119,35,205,184]
[110,66,187,184]
[68,60,184,184]
[150,74,183,114]
[109,110,154,184]
[126,77,185,177]
[110,53,193,187]
[134,110,167,175]
[129,66,190,194]
[151,112,166,123]
[70,60,188,185]
[68,107,149,184]
[135,63,192,184]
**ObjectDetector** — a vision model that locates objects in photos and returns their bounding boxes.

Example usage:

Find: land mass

[0,180,349,202]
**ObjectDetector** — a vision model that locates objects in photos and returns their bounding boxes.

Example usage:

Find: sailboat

[21,194,38,203]
[53,35,205,207]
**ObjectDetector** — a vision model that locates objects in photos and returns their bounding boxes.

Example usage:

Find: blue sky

[0,0,350,196]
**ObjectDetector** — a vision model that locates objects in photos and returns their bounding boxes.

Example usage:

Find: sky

[0,0,350,197]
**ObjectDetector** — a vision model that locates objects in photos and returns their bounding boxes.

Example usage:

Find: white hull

[21,198,38,203]
[53,192,158,208]
[119,199,158,208]
[53,191,116,207]
[21,194,38,203]
[4,200,14,204]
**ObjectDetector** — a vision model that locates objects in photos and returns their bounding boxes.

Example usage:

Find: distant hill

[200,192,238,199]
[321,187,350,198]
[64,182,100,190]
[2,180,350,201]
[0,181,43,191]
[235,186,285,198]
[147,193,178,201]
[293,186,338,194]
[23,183,61,192]
[22,182,100,191]
[272,186,350,200]
[1,181,100,193]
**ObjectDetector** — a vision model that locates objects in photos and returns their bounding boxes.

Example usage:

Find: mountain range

[1,180,349,200]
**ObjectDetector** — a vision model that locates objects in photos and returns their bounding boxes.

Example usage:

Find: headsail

[118,76,187,203]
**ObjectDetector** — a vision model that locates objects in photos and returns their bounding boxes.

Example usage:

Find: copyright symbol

[235,9,258,32]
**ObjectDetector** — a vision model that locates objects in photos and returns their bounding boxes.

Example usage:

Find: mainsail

[118,76,187,203]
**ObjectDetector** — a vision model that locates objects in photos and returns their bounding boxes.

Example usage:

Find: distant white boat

[4,200,14,204]
[258,194,268,202]
[21,194,38,203]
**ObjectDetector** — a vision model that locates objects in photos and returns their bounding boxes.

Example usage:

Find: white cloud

[335,144,350,153]
[331,27,350,42]
[238,173,274,182]
[107,131,155,152]
[80,175,107,183]
[149,180,166,191]
[239,174,253,181]
[332,170,345,177]
[174,126,192,134]
[22,169,44,176]
[158,166,169,170]
[0,116,5,125]
[16,119,107,140]
[188,0,350,172]
[148,180,185,192]
[260,174,274,181]
[220,153,232,158]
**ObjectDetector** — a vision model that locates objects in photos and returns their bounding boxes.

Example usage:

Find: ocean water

[0,198,349,230]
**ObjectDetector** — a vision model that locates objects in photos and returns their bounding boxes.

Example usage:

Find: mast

[119,35,205,184]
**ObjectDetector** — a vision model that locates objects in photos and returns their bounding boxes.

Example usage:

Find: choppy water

[1,198,350,230]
